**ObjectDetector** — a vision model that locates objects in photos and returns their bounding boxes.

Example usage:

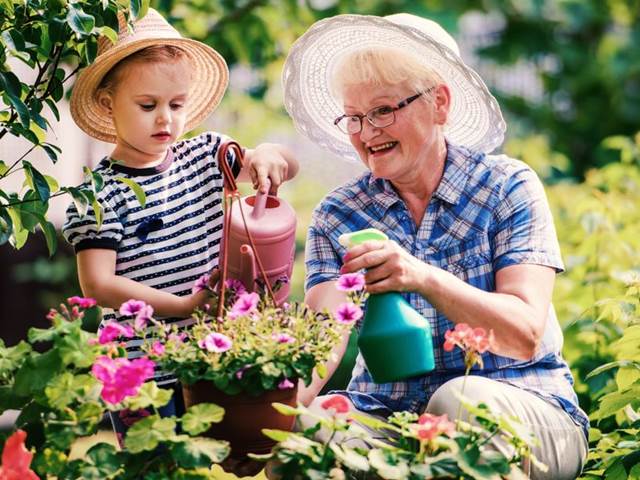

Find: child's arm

[77,249,214,317]
[239,143,299,194]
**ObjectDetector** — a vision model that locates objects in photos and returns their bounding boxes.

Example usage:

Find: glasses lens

[369,106,395,128]
[336,116,362,135]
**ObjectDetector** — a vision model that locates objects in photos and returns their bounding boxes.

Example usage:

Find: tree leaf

[39,218,58,256]
[115,177,146,208]
[67,7,96,34]
[0,208,12,246]
[23,161,51,203]
[130,0,150,20]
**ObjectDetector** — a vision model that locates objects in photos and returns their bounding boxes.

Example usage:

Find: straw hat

[70,8,228,144]
[282,14,506,162]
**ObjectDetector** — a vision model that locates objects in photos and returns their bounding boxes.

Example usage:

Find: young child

[62,9,298,437]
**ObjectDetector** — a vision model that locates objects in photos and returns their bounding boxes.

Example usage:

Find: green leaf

[23,161,51,203]
[270,402,302,417]
[6,92,30,129]
[67,7,96,34]
[330,444,370,472]
[7,206,27,249]
[124,415,177,453]
[44,174,60,193]
[0,208,12,246]
[0,161,8,176]
[126,381,173,411]
[42,144,61,164]
[0,70,22,98]
[45,372,77,409]
[170,437,230,468]
[260,429,291,442]
[181,403,225,435]
[616,366,640,391]
[594,388,640,420]
[66,187,89,217]
[13,350,62,397]
[115,177,146,208]
[38,217,57,255]
[130,0,150,20]
[92,198,103,230]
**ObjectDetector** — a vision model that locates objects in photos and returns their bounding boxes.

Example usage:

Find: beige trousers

[301,376,587,480]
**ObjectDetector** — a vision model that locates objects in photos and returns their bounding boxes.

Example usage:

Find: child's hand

[246,144,291,195]
[181,268,221,316]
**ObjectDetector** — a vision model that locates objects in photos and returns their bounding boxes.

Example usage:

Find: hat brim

[282,14,506,162]
[70,38,228,144]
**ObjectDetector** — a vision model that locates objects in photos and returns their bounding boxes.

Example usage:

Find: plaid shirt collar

[366,143,474,214]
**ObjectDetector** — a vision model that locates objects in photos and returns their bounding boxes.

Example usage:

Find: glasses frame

[333,91,425,135]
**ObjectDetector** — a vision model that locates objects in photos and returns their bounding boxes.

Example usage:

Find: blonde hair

[97,45,191,93]
[331,47,444,101]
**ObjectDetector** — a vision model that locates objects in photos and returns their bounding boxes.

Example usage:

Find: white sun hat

[282,13,506,162]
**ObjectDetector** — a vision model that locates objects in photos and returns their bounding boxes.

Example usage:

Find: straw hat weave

[70,9,228,144]
[282,14,506,162]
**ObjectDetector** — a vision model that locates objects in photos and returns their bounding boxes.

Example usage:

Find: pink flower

[443,323,493,355]
[68,296,97,308]
[91,356,155,405]
[133,305,154,330]
[278,378,295,390]
[413,413,455,441]
[235,364,251,379]
[228,292,260,319]
[119,299,148,317]
[0,430,39,480]
[198,332,233,353]
[151,341,165,356]
[336,273,366,292]
[334,302,363,324]
[273,332,295,344]
[168,332,187,343]
[192,274,211,294]
[321,395,350,414]
[98,321,134,345]
[225,278,247,295]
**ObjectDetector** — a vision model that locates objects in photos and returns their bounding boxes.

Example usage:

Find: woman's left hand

[340,240,428,294]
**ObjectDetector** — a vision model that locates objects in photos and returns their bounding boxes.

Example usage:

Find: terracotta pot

[182,381,298,456]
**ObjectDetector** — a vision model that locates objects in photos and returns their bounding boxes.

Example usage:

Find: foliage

[0,298,231,479]
[260,398,539,480]
[0,0,152,253]
[140,275,365,396]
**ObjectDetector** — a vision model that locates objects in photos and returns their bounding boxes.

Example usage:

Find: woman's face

[341,82,449,183]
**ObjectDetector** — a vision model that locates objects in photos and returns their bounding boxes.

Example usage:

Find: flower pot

[182,381,298,456]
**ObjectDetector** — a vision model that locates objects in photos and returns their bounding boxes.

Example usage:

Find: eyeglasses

[333,92,424,135]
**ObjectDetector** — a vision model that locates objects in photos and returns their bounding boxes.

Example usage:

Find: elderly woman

[282,13,588,479]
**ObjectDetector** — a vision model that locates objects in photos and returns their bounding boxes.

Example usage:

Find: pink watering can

[217,142,297,311]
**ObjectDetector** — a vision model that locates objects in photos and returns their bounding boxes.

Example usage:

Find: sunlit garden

[1,0,640,479]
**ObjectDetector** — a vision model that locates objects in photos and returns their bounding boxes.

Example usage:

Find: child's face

[104,60,190,161]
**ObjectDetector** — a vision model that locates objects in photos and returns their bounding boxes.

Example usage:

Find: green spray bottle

[339,228,435,383]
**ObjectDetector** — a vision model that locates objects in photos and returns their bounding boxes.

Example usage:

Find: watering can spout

[239,244,256,292]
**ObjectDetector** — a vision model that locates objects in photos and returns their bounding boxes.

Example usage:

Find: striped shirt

[305,143,589,438]
[62,132,240,383]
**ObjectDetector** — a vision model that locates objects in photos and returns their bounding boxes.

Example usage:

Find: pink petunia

[228,292,260,319]
[198,332,233,353]
[273,332,295,344]
[192,274,211,294]
[168,332,187,343]
[98,321,134,345]
[225,278,247,295]
[133,305,154,330]
[68,296,97,308]
[336,273,366,292]
[119,299,148,317]
[91,355,155,405]
[151,341,165,356]
[334,302,363,324]
[235,364,252,379]
[278,378,295,390]
[321,395,350,414]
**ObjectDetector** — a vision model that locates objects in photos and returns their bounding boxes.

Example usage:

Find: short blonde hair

[331,47,444,101]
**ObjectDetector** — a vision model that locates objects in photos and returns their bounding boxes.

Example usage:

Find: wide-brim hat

[282,14,506,162]
[70,8,228,144]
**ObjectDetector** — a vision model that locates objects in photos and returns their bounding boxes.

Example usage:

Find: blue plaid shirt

[305,144,589,438]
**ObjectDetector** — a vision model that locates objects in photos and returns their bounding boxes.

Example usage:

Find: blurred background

[2,0,640,439]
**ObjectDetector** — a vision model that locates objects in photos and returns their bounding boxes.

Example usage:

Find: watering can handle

[251,178,271,220]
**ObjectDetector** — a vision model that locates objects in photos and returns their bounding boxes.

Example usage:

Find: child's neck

[110,143,170,169]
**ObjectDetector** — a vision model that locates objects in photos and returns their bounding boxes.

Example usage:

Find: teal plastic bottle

[339,229,435,384]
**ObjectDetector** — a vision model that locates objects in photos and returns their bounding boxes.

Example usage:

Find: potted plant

[0,298,230,479]
[134,274,367,458]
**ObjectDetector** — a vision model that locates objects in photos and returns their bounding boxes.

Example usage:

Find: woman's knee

[425,375,498,420]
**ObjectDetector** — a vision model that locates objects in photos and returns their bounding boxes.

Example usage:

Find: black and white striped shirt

[62,132,240,382]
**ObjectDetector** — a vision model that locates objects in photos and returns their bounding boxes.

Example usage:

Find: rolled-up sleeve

[491,167,564,272]
[304,207,343,291]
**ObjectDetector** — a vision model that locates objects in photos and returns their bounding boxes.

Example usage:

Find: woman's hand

[340,240,428,294]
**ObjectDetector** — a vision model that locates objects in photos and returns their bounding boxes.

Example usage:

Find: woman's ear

[432,84,451,125]
[96,89,113,116]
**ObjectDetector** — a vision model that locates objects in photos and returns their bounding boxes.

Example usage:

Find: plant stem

[0,144,38,181]
[455,367,471,428]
